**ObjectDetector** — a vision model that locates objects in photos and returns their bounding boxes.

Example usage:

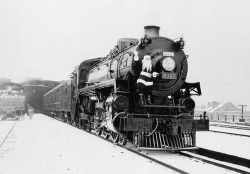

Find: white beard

[142,61,152,73]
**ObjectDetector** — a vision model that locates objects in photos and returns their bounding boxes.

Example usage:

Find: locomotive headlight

[162,57,176,71]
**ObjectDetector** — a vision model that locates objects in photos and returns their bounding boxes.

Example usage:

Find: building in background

[19,77,43,84]
[20,78,61,113]
[194,101,249,122]
[205,101,241,117]
[0,77,11,85]
[195,101,241,116]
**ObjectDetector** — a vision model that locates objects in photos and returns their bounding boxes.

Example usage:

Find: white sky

[0,0,250,109]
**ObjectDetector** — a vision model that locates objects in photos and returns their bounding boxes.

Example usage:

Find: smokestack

[144,25,160,37]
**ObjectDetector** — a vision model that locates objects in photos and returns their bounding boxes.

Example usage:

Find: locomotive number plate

[162,72,177,79]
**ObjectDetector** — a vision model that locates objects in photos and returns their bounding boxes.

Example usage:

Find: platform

[0,114,174,174]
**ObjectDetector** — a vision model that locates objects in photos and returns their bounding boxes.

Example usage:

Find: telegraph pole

[238,105,247,118]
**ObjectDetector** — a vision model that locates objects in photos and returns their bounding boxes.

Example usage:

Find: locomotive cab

[77,58,103,88]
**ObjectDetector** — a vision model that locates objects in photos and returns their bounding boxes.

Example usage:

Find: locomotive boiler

[44,26,209,150]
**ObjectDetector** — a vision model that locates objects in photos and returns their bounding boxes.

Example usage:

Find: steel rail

[209,130,250,137]
[179,148,250,174]
[0,120,18,149]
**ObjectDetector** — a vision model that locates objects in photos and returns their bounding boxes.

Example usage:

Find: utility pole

[238,105,247,118]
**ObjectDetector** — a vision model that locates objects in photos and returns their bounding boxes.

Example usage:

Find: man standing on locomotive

[134,51,159,106]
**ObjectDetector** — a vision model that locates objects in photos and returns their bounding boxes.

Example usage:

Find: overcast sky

[0,0,250,110]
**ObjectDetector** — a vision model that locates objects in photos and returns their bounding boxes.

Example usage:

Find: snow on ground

[0,114,176,174]
[210,123,250,136]
[1,114,249,174]
[144,151,243,174]
[196,130,250,160]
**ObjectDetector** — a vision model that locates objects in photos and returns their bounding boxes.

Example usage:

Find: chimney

[144,25,160,37]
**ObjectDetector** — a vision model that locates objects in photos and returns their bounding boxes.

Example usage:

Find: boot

[146,95,152,105]
[138,94,145,106]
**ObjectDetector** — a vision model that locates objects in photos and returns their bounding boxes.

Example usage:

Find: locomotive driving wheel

[78,120,82,129]
[75,119,80,128]
[82,120,91,132]
[119,135,127,146]
[133,133,139,149]
[112,133,119,143]
[95,128,102,136]
[67,118,70,124]
[71,120,76,127]
[101,129,110,139]
[87,121,91,132]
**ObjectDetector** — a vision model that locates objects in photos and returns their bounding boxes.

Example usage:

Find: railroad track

[0,119,19,158]
[2,116,249,173]
[210,123,250,130]
[53,117,188,173]
[210,123,250,137]
[209,130,250,137]
[94,129,250,173]
[56,117,250,173]
[179,148,250,174]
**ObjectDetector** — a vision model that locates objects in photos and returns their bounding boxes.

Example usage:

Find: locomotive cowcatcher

[44,26,209,150]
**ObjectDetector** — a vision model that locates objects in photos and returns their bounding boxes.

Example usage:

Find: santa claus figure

[136,54,156,106]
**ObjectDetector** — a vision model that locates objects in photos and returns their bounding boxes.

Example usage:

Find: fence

[209,115,250,123]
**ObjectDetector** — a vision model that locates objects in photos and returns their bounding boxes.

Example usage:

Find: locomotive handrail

[145,118,159,136]
[129,113,183,118]
[142,105,186,108]
[79,79,117,94]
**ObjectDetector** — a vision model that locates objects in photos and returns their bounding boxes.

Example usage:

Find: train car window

[110,59,118,79]
[121,52,133,69]
[119,52,133,76]
[81,69,86,81]
[123,60,127,67]
[77,69,80,87]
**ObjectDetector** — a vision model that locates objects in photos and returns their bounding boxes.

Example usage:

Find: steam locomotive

[44,26,209,150]
[0,82,25,120]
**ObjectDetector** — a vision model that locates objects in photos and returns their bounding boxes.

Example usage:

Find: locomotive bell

[144,25,160,37]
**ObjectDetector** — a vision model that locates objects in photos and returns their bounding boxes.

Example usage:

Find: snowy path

[1,114,249,174]
[0,114,175,174]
